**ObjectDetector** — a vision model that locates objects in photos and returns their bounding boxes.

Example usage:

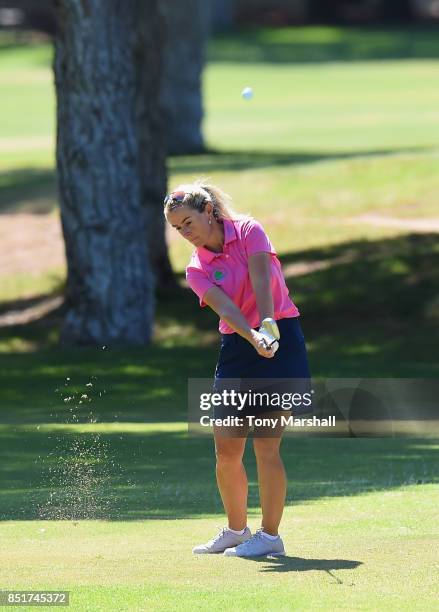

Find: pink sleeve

[186,267,214,308]
[242,218,277,256]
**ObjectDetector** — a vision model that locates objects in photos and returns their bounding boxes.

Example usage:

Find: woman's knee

[215,439,245,466]
[253,438,281,462]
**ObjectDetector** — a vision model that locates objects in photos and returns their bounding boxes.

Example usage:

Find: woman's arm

[202,286,274,357]
[248,252,274,323]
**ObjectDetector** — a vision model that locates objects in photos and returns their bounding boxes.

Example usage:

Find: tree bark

[159,0,211,155]
[54,0,155,345]
[136,0,177,291]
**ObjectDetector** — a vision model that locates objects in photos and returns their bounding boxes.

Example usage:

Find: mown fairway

[0,27,438,611]
[1,417,438,611]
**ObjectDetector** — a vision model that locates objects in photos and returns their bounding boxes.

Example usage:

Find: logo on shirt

[213,269,226,282]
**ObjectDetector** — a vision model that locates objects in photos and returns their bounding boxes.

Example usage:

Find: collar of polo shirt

[197,218,237,262]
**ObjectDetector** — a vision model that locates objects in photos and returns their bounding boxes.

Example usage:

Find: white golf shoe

[192,526,252,554]
[223,528,286,557]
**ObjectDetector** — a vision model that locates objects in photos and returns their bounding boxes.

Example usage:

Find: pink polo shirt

[185,216,300,334]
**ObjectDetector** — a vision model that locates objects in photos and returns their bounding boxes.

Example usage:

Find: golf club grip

[260,318,280,340]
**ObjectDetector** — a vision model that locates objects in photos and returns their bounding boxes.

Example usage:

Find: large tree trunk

[54,0,155,345]
[159,0,211,155]
[136,0,177,291]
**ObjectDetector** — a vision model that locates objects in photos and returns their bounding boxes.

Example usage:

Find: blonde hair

[164,178,248,222]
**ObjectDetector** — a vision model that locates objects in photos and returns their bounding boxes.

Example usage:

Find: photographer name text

[200,415,335,428]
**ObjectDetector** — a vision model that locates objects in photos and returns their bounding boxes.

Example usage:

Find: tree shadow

[169,145,435,174]
[0,168,57,215]
[0,32,52,65]
[0,288,64,318]
[0,284,65,349]
[281,232,438,370]
[208,25,439,64]
[0,428,437,521]
[2,146,435,215]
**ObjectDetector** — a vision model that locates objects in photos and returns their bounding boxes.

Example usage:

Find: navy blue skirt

[213,317,311,418]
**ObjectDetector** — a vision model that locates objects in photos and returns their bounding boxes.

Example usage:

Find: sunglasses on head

[163,190,193,206]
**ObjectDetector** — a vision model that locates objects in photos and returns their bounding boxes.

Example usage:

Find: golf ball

[241,86,254,100]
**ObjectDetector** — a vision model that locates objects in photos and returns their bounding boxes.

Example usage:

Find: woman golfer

[164,181,311,557]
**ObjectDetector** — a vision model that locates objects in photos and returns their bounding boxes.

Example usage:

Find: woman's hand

[250,330,277,358]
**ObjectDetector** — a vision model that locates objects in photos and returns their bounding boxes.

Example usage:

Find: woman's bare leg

[252,411,289,536]
[213,424,249,530]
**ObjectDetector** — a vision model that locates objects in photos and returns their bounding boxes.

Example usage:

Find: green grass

[1,488,437,610]
[203,62,439,153]
[0,422,438,610]
[1,28,439,609]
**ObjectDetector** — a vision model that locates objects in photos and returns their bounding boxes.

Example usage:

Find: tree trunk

[211,0,234,29]
[307,0,337,23]
[54,0,155,345]
[136,0,177,291]
[159,0,211,155]
[379,0,413,22]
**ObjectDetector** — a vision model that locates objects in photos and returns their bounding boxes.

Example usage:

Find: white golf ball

[241,86,254,100]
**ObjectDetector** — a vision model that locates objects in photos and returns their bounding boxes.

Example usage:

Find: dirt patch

[0,135,53,152]
[0,213,178,277]
[0,212,66,275]
[349,214,439,233]
[282,251,356,278]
